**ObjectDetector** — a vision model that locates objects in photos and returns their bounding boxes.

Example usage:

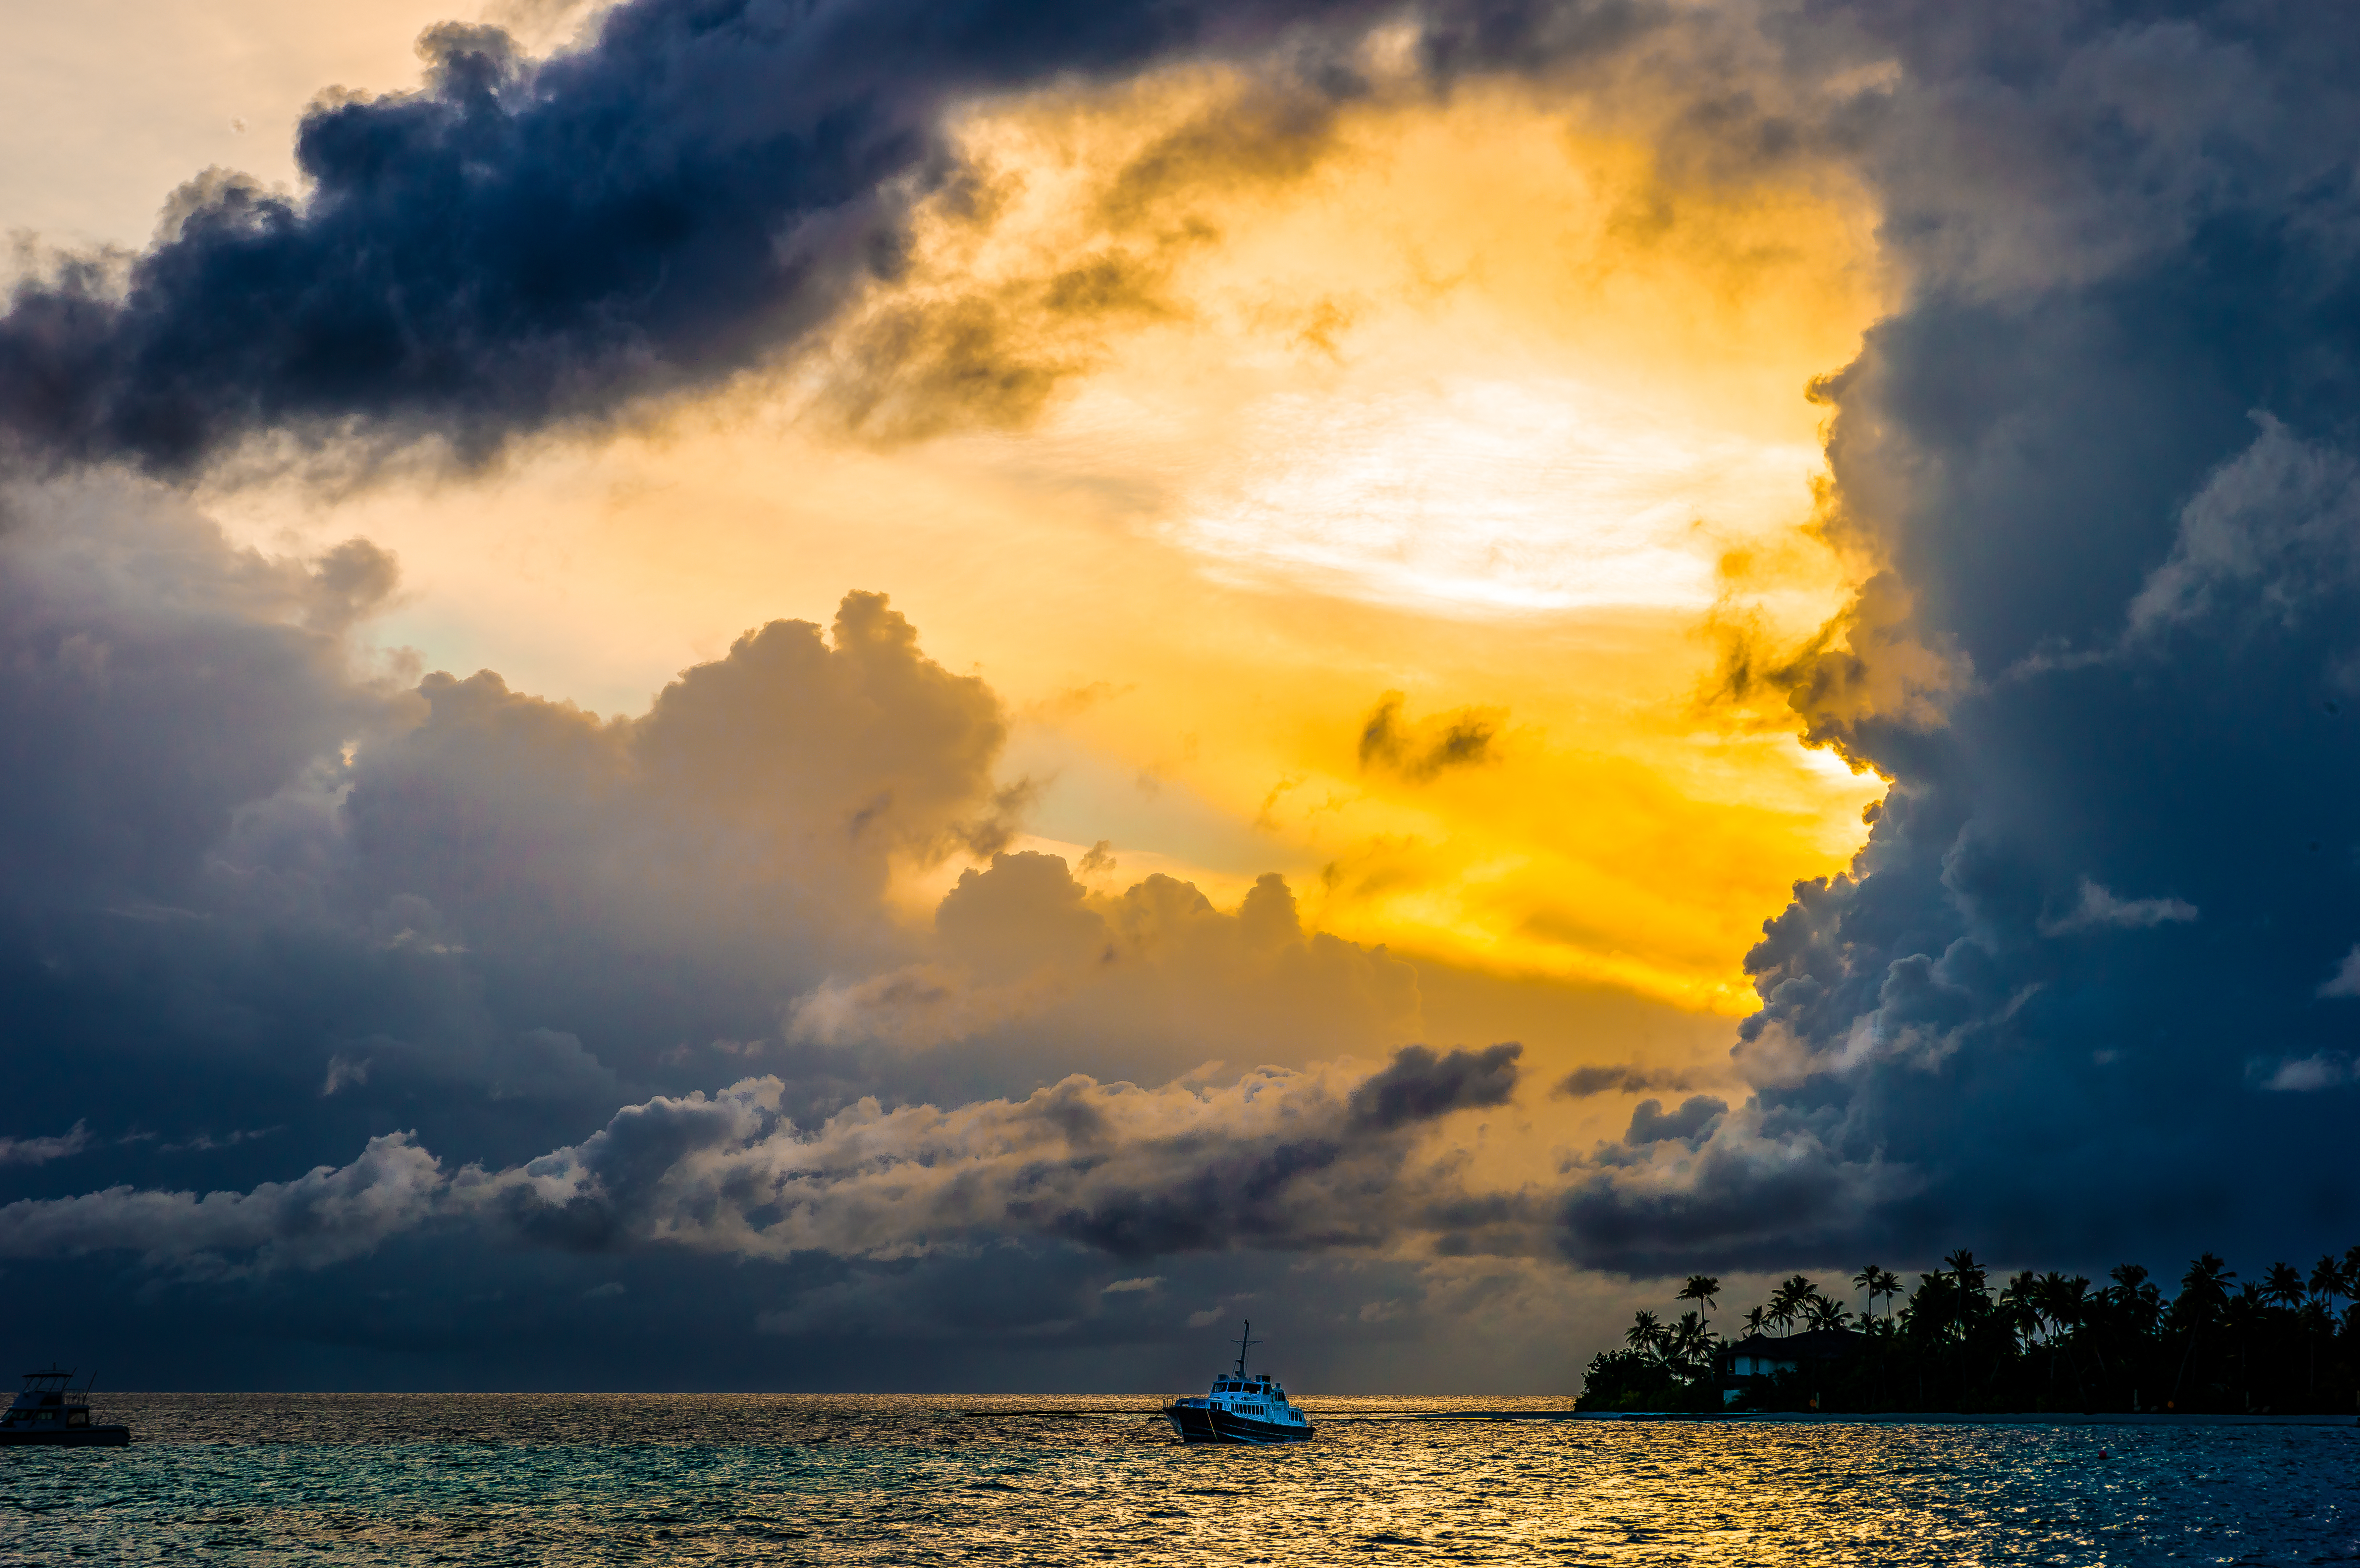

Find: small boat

[0,1366,130,1446]
[1162,1321,1315,1444]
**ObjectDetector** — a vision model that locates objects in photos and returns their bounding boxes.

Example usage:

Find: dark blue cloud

[0,478,1534,1384]
[0,475,1018,1203]
[0,0,1718,475]
[1563,0,2360,1276]
[1347,1042,1522,1130]
[11,0,2360,1378]
[1623,1095,1725,1146]
[0,0,1429,473]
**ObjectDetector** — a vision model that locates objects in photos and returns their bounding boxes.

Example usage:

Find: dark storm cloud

[1567,0,2360,1275]
[499,1042,1526,1266]
[0,1041,1534,1277]
[0,0,1729,475]
[0,1132,447,1278]
[1559,1125,1888,1274]
[0,476,1533,1356]
[0,0,1444,473]
[0,472,1019,1203]
[17,0,2360,1371]
[1553,1064,1696,1098]
[0,480,389,908]
[1622,1094,1725,1146]
[1346,1042,1521,1131]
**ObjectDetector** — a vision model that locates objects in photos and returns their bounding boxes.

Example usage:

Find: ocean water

[4,1394,2357,1565]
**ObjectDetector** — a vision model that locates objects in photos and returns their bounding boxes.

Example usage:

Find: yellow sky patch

[0,0,601,260]
[207,66,1888,1025]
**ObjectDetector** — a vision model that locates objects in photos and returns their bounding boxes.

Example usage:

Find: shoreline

[960,1407,2360,1428]
[97,1394,2360,1430]
[1560,1411,2360,1427]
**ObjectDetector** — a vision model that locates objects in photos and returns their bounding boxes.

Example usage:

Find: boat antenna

[1232,1320,1261,1379]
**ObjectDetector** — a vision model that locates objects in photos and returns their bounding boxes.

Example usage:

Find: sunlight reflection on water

[4,1395,2355,1564]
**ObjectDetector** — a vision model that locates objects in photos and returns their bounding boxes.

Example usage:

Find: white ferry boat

[1162,1322,1315,1445]
[0,1366,129,1446]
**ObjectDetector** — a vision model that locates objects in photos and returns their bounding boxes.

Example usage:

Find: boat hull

[1162,1402,1314,1445]
[0,1426,130,1447]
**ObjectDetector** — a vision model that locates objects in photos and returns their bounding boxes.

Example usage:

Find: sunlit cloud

[1174,376,1821,615]
[183,65,1887,1022]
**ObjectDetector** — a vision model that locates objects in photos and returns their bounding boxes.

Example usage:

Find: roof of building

[1726,1328,1861,1362]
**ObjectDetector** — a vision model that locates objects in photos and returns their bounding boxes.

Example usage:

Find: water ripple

[1,1396,2355,1564]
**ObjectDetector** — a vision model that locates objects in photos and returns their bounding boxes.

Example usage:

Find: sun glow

[207,66,1890,1042]
[1173,375,1819,614]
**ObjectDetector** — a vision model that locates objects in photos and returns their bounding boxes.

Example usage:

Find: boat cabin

[3,1367,98,1431]
[1160,1321,1316,1442]
[1207,1371,1296,1418]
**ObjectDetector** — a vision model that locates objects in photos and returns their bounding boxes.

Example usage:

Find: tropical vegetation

[1575,1249,2360,1413]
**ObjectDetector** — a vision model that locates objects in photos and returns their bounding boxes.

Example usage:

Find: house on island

[1722,1328,1860,1405]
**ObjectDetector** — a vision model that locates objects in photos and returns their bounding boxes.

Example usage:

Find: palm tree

[2263,1260,2305,1398]
[1999,1271,2042,1355]
[1870,1267,1903,1324]
[2033,1272,2078,1341]
[2179,1255,2235,1313]
[1941,1251,1986,1403]
[2172,1253,2236,1406]
[2225,1283,2263,1409]
[2109,1263,2160,1330]
[1678,1276,1722,1322]
[1899,1270,1950,1407]
[2309,1255,2345,1313]
[1668,1311,1712,1379]
[1769,1275,1816,1336]
[2297,1296,2330,1405]
[2040,1274,2091,1399]
[1855,1266,1902,1408]
[2102,1263,2160,1400]
[1594,1243,2360,1418]
[1904,1268,1951,1337]
[1804,1295,1853,1333]
[1940,1252,1987,1343]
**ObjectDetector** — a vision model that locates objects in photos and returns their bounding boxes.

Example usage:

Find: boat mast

[1232,1320,1261,1379]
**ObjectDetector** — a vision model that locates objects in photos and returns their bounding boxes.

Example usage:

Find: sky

[0,0,2354,1392]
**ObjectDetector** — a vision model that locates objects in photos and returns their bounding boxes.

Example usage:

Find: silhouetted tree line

[1576,1248,2360,1414]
